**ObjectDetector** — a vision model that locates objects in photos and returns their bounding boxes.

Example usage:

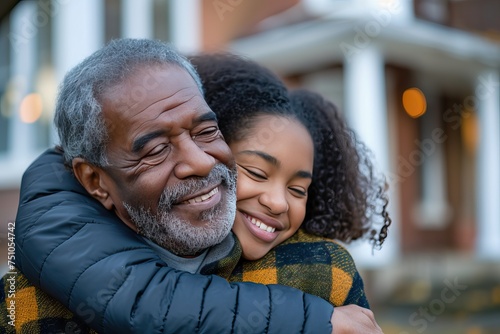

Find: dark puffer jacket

[15,148,334,333]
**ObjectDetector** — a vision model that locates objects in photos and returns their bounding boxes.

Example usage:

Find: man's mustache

[157,163,236,212]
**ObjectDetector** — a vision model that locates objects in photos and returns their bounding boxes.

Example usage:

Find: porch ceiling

[230,18,500,86]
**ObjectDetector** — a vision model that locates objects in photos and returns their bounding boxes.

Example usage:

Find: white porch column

[52,0,104,144]
[53,0,103,81]
[121,0,153,39]
[8,1,38,161]
[416,89,450,228]
[475,69,500,260]
[343,45,399,267]
[170,0,201,54]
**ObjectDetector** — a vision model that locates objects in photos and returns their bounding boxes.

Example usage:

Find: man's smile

[180,186,219,205]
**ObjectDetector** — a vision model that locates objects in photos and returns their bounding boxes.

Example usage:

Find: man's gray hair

[54,38,203,167]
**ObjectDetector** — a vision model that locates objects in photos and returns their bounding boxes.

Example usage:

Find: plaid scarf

[0,270,97,334]
[0,230,367,333]
[225,229,369,308]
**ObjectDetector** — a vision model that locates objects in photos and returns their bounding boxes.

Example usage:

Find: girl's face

[230,115,314,260]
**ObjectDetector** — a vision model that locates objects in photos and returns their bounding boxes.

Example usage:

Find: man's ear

[72,158,114,210]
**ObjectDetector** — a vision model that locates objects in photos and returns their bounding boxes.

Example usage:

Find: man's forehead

[106,64,191,92]
[102,64,202,114]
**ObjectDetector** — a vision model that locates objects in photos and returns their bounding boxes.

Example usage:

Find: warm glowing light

[19,93,43,123]
[492,286,500,304]
[403,88,427,118]
[461,111,479,154]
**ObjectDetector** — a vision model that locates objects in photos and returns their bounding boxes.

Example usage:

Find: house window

[0,16,10,154]
[0,1,56,158]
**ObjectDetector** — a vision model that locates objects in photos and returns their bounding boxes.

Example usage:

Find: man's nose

[173,136,216,179]
[258,186,289,215]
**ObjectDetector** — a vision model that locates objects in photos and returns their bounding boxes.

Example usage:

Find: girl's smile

[230,115,314,260]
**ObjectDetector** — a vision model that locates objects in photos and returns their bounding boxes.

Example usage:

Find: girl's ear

[72,158,114,210]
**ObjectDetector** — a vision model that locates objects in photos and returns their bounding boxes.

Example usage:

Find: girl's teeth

[248,215,275,233]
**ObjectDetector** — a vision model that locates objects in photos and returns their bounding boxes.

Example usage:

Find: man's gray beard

[124,163,237,256]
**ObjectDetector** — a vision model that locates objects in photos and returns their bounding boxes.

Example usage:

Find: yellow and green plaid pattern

[227,229,369,307]
[0,230,367,333]
[0,269,97,334]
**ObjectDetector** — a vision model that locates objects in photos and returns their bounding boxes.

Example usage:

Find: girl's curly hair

[290,89,391,248]
[190,53,391,248]
[189,53,293,144]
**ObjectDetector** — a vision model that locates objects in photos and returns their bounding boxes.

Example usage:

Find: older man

[8,39,380,333]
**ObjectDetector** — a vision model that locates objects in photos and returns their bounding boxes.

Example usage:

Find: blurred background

[0,0,499,332]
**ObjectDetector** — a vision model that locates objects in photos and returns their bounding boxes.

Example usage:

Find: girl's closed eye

[289,187,307,197]
[229,115,313,262]
[237,164,267,180]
